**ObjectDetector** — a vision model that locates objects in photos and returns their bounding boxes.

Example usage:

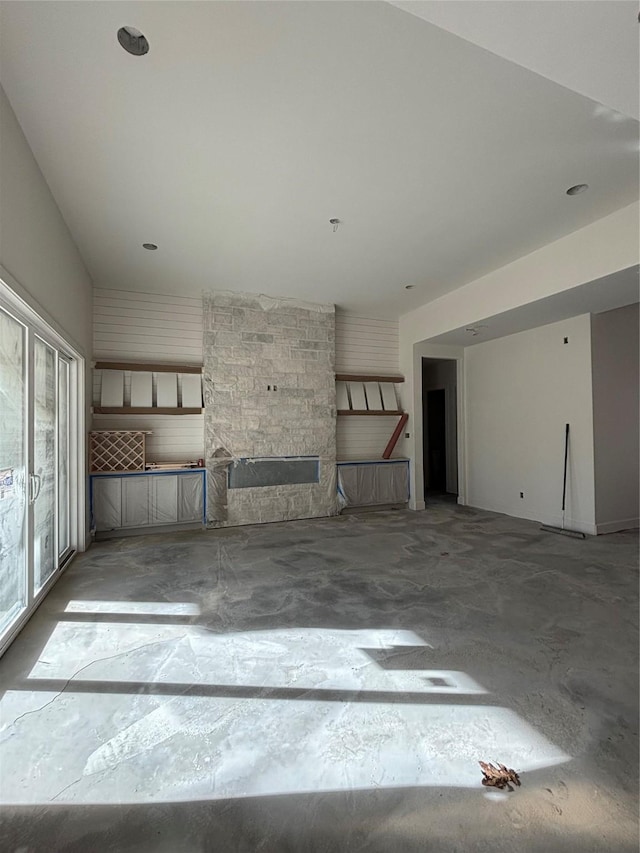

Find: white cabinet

[92,470,205,533]
[151,475,178,525]
[178,473,204,522]
[122,476,150,528]
[337,459,409,508]
[92,477,122,530]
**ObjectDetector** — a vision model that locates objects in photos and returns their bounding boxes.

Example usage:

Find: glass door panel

[33,337,56,592]
[58,358,70,558]
[0,308,27,636]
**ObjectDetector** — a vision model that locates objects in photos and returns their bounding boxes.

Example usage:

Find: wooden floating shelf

[94,407,203,415]
[94,361,202,374]
[335,374,404,383]
[337,410,404,416]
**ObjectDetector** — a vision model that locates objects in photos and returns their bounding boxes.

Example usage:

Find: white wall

[335,311,401,460]
[399,202,639,507]
[591,303,640,533]
[0,83,93,546]
[92,288,204,464]
[464,315,596,534]
[401,203,639,348]
[0,84,92,360]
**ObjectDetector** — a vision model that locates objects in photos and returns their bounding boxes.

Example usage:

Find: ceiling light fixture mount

[142,243,158,250]
[465,325,488,337]
[566,183,589,196]
[329,218,341,232]
[117,26,149,56]
[404,285,415,290]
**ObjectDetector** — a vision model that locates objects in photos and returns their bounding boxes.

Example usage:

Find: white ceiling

[390,1,640,121]
[426,265,640,347]
[0,1,638,317]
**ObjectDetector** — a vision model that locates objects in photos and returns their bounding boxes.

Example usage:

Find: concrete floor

[0,503,637,852]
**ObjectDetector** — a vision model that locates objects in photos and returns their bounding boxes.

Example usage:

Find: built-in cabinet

[91,470,205,533]
[337,459,409,508]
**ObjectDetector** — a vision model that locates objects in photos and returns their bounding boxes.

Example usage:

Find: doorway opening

[422,358,458,503]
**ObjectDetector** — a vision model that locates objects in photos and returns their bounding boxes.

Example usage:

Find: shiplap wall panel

[335,311,402,461]
[93,289,202,362]
[335,313,399,375]
[93,288,204,463]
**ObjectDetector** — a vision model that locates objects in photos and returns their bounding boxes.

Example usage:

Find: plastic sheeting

[337,460,409,509]
[91,471,205,533]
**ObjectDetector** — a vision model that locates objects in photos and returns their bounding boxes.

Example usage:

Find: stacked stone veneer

[203,291,337,526]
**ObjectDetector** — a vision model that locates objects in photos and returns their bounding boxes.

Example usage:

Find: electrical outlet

[520,491,524,499]
[405,432,410,438]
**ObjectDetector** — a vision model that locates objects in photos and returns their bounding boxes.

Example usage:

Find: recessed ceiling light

[566,184,589,196]
[404,284,415,290]
[142,243,158,250]
[118,26,149,56]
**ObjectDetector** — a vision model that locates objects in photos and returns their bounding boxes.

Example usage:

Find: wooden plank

[95,361,202,373]
[130,372,153,407]
[156,374,178,407]
[383,413,409,459]
[94,407,203,415]
[380,383,399,411]
[348,382,367,411]
[335,374,404,383]
[181,374,203,408]
[100,370,124,407]
[337,410,403,416]
[335,381,350,410]
[364,382,383,410]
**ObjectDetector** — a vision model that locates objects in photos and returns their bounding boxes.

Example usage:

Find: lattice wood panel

[90,431,147,473]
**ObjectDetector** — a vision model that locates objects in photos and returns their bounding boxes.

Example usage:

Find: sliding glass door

[33,337,57,592]
[58,356,71,560]
[0,302,77,650]
[0,307,27,637]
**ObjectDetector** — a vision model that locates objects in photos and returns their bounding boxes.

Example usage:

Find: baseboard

[596,517,640,535]
[540,515,597,536]
[410,499,426,511]
[342,503,407,514]
[95,522,204,539]
[465,499,597,536]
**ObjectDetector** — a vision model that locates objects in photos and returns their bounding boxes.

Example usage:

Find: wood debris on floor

[479,761,521,791]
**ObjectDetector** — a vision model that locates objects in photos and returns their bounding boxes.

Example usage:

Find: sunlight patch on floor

[64,600,202,616]
[0,619,570,804]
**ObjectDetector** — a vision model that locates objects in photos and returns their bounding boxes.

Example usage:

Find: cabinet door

[93,478,122,531]
[177,473,203,522]
[150,475,178,525]
[121,476,150,528]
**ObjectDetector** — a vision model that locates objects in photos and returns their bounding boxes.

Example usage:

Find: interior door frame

[409,342,465,511]
[0,269,86,656]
